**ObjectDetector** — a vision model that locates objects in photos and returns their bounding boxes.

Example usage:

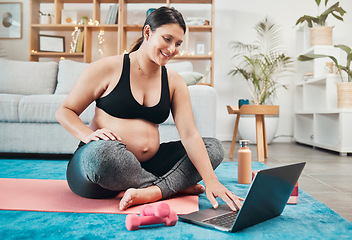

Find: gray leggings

[66,137,224,199]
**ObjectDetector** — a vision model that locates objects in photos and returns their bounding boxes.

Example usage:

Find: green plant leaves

[295,1,345,27]
[298,44,352,82]
[229,17,293,105]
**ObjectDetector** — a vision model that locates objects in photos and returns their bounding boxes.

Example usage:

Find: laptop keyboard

[202,211,238,229]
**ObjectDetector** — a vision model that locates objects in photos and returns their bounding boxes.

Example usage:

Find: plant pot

[238,115,279,144]
[310,26,333,46]
[337,82,352,108]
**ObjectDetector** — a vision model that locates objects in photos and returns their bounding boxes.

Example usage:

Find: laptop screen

[232,162,305,232]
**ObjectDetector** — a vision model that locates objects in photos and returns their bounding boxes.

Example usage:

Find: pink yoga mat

[0,178,199,215]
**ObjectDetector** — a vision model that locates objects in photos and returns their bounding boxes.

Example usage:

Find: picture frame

[38,35,65,52]
[0,2,22,39]
[61,10,77,24]
[196,42,206,55]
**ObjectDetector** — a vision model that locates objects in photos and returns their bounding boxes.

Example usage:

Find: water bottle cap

[239,140,250,147]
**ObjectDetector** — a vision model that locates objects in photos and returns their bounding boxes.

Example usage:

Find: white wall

[2,0,352,141]
[213,0,352,142]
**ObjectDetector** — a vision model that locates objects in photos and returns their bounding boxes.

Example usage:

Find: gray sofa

[0,58,217,154]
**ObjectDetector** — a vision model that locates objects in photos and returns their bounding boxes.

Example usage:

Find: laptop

[179,162,306,232]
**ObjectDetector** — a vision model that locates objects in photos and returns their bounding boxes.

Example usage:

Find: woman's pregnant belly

[89,108,161,162]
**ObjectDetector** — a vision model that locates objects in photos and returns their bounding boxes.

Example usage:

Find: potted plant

[295,0,346,46]
[229,17,293,105]
[228,17,293,143]
[298,44,352,108]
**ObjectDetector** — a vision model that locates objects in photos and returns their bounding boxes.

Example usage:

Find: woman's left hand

[205,179,244,211]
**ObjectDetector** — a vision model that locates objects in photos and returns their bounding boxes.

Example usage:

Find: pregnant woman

[56,6,243,211]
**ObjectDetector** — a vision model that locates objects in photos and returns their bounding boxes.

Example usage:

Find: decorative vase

[310,26,333,46]
[40,15,51,24]
[337,82,352,108]
[238,115,279,144]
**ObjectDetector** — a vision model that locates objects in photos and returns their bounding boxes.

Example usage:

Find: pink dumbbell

[125,211,178,231]
[140,202,170,218]
[125,203,178,231]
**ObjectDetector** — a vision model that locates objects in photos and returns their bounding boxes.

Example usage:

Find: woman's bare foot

[119,185,162,210]
[179,184,205,195]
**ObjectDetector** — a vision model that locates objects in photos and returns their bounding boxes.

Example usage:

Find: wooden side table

[227,105,279,162]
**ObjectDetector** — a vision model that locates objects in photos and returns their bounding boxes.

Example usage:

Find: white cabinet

[294,46,352,156]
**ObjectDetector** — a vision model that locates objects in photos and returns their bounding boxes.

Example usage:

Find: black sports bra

[95,54,171,124]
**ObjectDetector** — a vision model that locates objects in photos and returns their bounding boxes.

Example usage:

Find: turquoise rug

[0,159,351,240]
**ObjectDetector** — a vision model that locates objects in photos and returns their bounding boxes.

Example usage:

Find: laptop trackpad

[187,204,234,221]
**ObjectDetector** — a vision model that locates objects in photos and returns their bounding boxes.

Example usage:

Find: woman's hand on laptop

[205,179,244,211]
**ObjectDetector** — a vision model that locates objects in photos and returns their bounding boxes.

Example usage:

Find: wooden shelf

[124,25,213,32]
[31,52,84,57]
[174,54,212,60]
[187,25,212,32]
[88,25,119,31]
[125,0,212,3]
[32,24,118,30]
[124,25,142,31]
[58,0,99,3]
[29,0,215,86]
[33,0,115,3]
[31,24,84,31]
[125,0,166,3]
[169,0,212,3]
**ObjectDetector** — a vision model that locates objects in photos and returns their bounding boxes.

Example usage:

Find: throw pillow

[179,72,204,86]
[55,59,89,94]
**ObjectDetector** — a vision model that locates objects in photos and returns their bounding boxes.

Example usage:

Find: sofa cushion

[161,85,216,137]
[179,72,204,86]
[166,62,203,85]
[188,85,217,137]
[55,60,89,94]
[18,94,95,124]
[160,85,216,142]
[0,94,23,122]
[18,95,66,123]
[0,58,58,95]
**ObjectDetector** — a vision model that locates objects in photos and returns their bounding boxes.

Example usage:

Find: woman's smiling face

[145,23,184,66]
